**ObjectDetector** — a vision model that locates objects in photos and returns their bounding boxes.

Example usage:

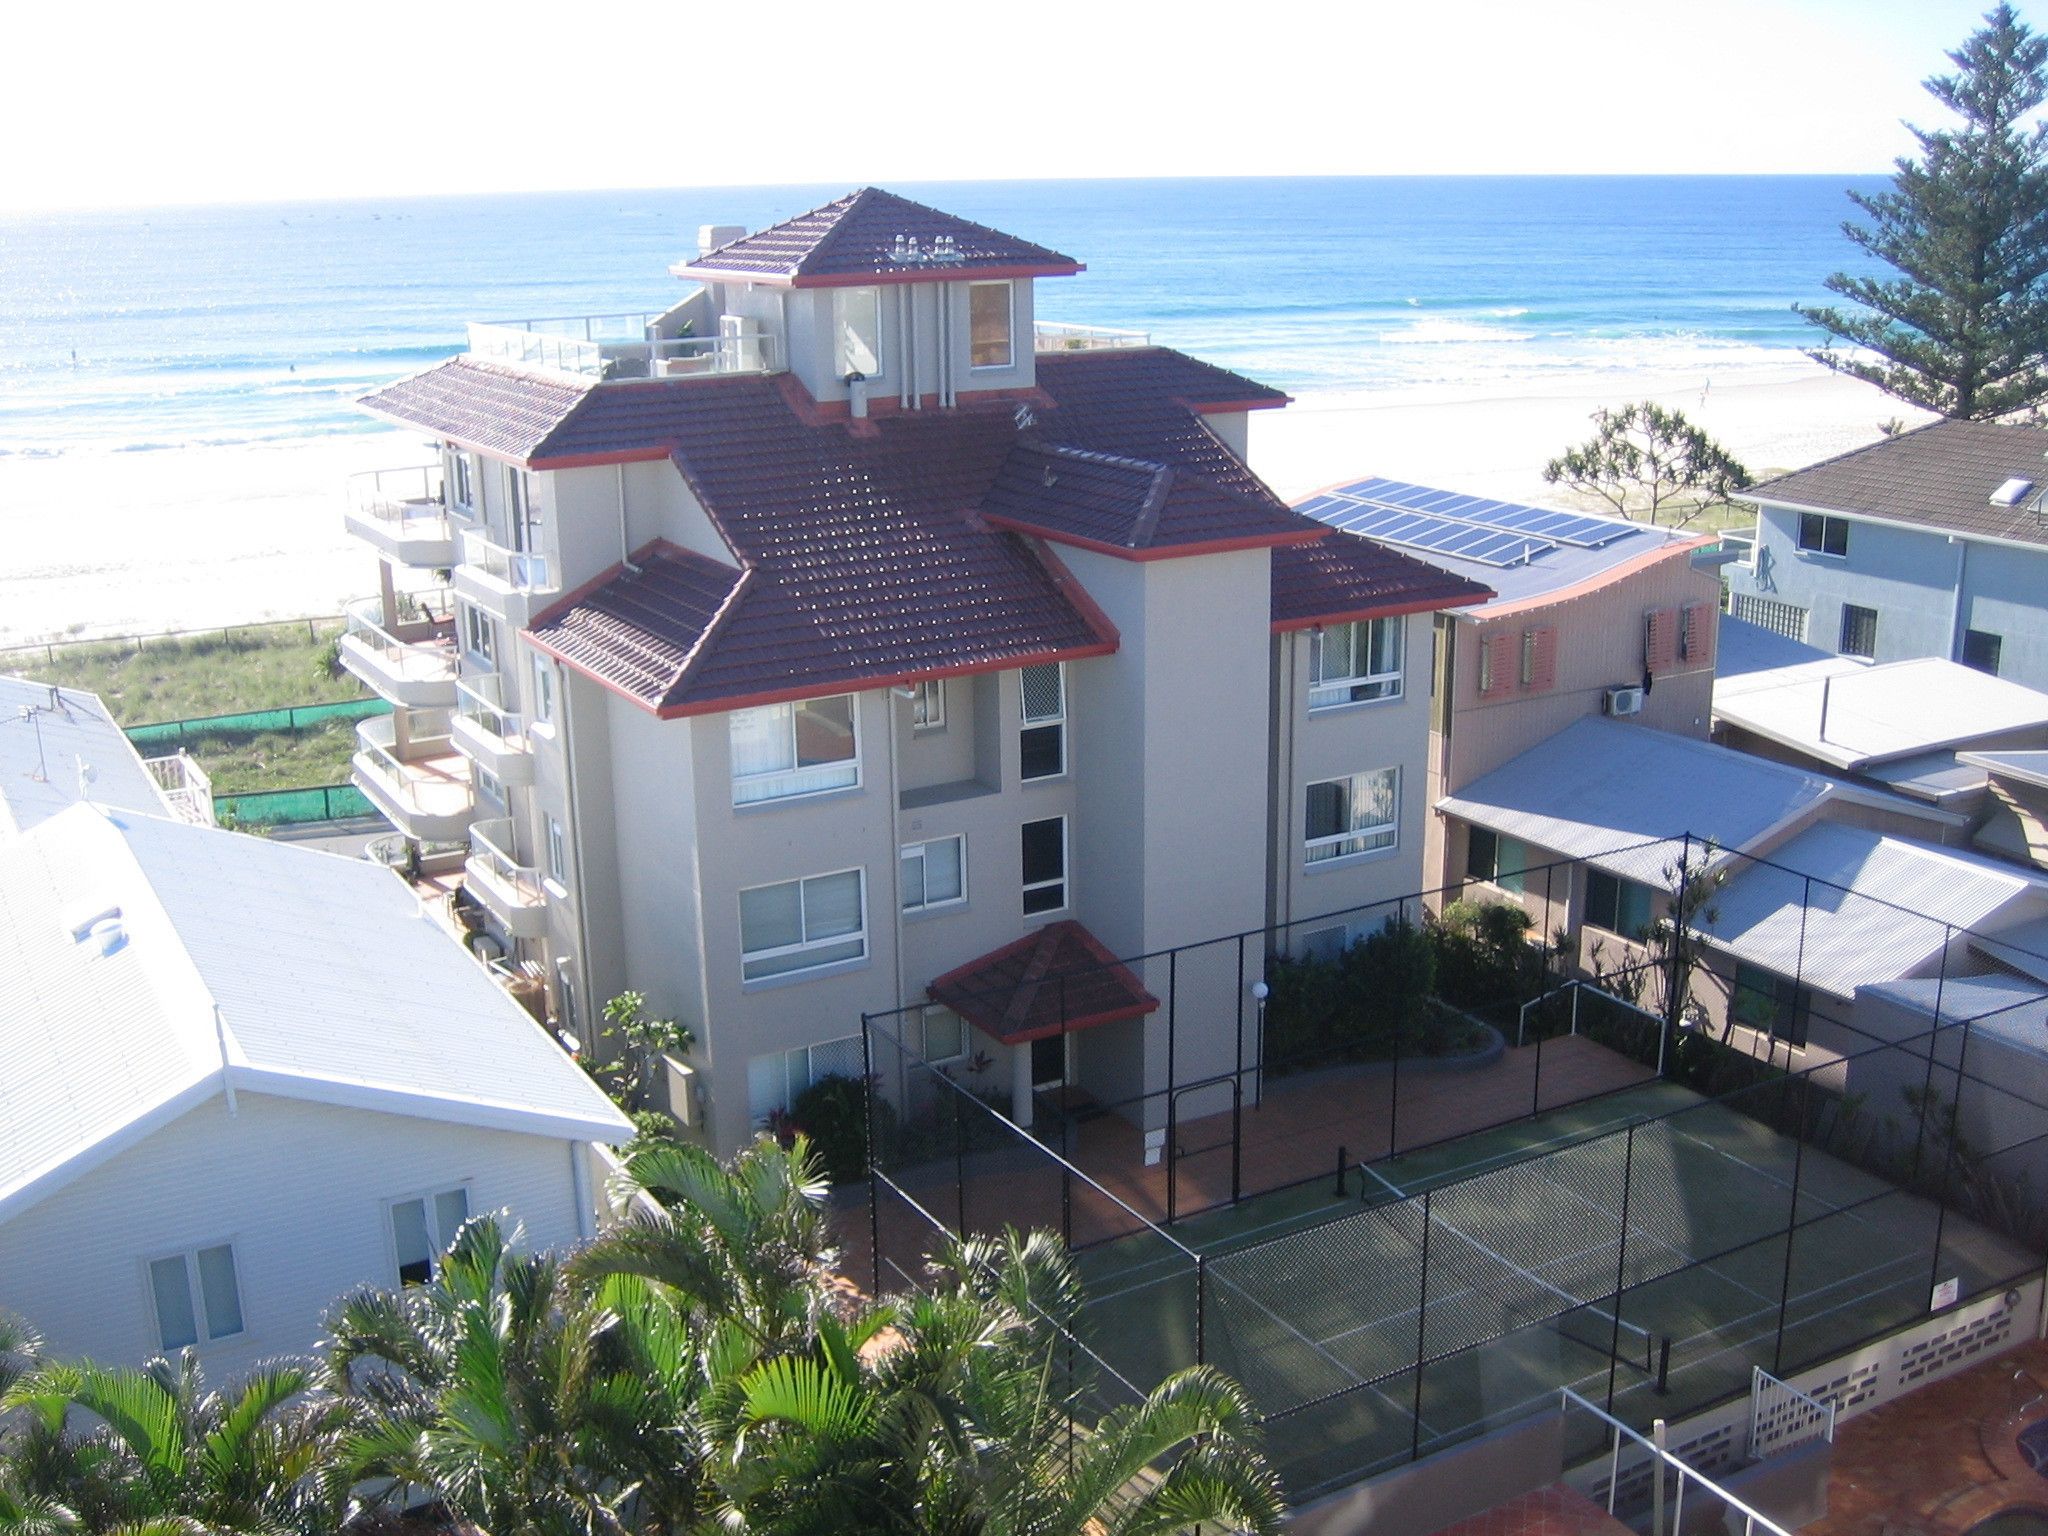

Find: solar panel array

[1296,477,1636,569]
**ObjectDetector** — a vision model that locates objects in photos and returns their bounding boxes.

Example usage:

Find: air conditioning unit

[1604,685,1645,717]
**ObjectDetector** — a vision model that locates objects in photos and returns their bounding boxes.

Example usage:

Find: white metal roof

[1860,974,2048,1057]
[1701,822,2048,999]
[0,805,631,1222]
[0,679,169,836]
[1435,718,1901,886]
[1713,656,2048,771]
[1961,749,2048,792]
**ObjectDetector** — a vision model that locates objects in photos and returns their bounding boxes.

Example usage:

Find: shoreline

[0,360,1924,649]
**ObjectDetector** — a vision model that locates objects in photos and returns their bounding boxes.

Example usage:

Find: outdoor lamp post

[1249,978,1270,1109]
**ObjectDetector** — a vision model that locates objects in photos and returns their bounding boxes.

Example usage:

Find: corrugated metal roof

[0,806,630,1220]
[1702,823,2048,998]
[0,679,170,835]
[1864,975,2048,1050]
[1746,418,2048,548]
[1436,718,1846,885]
[1712,656,2048,770]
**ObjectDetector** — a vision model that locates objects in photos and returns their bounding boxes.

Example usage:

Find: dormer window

[969,282,1014,369]
[834,288,883,378]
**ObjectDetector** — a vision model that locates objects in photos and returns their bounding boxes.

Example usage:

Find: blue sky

[0,0,2033,210]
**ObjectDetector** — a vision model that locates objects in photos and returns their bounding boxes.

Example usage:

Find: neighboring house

[1713,652,2048,825]
[0,677,214,834]
[1436,715,1958,974]
[342,188,1491,1154]
[0,802,632,1376]
[1291,479,1725,892]
[1726,419,2048,688]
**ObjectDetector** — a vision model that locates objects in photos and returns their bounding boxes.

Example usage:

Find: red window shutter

[1478,631,1515,697]
[1681,602,1715,667]
[1523,626,1558,691]
[1644,607,1678,673]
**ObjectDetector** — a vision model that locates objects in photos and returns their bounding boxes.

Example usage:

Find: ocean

[0,176,1884,459]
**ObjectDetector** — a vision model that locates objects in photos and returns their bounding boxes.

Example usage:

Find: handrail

[1560,1387,1795,1536]
[142,751,216,826]
[356,717,460,811]
[465,320,784,381]
[346,465,445,526]
[470,817,543,901]
[1033,320,1151,351]
[457,674,524,744]
[458,529,555,593]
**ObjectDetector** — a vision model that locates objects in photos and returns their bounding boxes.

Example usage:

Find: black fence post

[1771,1075,1811,1375]
[1412,1188,1434,1461]
[1927,1016,1973,1307]
[1532,1030,1543,1120]
[1907,930,1954,1190]
[861,1015,881,1292]
[1605,1123,1636,1415]
[953,1082,968,1239]
[1195,1255,1207,1366]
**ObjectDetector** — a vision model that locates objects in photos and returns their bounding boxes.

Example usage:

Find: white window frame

[1308,618,1404,710]
[1796,512,1849,558]
[473,763,506,808]
[901,834,967,913]
[910,678,945,730]
[748,1033,866,1125]
[1019,663,1066,782]
[1021,815,1069,915]
[740,868,869,982]
[968,281,1016,370]
[1304,767,1401,866]
[833,287,885,380]
[545,816,568,888]
[459,602,497,668]
[448,450,475,514]
[385,1184,472,1288]
[530,652,556,727]
[919,1004,966,1063]
[146,1241,245,1352]
[729,694,861,806]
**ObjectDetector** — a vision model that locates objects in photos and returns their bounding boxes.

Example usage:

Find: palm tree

[1,1352,329,1536]
[701,1229,1285,1536]
[322,1215,714,1536]
[569,1135,835,1353]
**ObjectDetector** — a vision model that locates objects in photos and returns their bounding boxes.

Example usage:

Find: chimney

[699,224,746,259]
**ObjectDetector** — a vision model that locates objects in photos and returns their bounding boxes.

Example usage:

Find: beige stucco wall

[778,278,1039,407]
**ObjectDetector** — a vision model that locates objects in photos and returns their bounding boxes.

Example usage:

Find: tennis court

[1075,1082,2041,1496]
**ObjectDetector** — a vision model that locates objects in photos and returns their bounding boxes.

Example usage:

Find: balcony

[1033,321,1151,353]
[465,314,784,383]
[351,713,475,843]
[465,817,548,939]
[143,751,216,826]
[449,674,533,785]
[453,529,556,626]
[339,592,459,708]
[343,466,455,567]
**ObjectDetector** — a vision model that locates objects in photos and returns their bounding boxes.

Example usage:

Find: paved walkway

[1804,1336,2048,1536]
[1428,1485,1634,1536]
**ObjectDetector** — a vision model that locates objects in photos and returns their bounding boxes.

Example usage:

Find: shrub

[1263,917,1441,1069]
[790,1073,891,1183]
[1428,899,1539,1008]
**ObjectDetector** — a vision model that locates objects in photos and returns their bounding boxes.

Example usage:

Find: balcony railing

[466,315,783,382]
[355,716,466,814]
[459,529,554,593]
[143,751,216,826]
[457,674,525,747]
[344,591,456,666]
[1720,526,1758,567]
[347,465,447,532]
[1033,320,1151,352]
[470,817,545,905]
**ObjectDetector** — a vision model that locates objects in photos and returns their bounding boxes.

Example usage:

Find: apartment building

[1291,479,1726,892]
[344,188,1490,1153]
[1725,419,2048,688]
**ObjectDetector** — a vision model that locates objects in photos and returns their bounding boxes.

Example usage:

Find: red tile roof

[927,921,1158,1045]
[367,348,1486,713]
[981,440,1322,557]
[680,187,1082,288]
[358,359,591,461]
[1271,531,1495,631]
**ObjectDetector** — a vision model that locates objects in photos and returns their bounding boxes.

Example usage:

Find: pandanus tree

[702,1229,1286,1536]
[320,1216,712,1536]
[0,1352,330,1536]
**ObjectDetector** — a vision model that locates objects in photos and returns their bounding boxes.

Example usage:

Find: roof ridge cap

[796,187,878,275]
[660,564,755,709]
[1129,464,1174,548]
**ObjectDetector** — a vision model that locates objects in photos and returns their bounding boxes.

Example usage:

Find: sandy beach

[0,362,1924,647]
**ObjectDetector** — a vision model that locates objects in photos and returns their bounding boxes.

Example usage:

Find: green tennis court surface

[1074,1084,2038,1497]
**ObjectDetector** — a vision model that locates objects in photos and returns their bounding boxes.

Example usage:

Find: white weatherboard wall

[0,1092,587,1381]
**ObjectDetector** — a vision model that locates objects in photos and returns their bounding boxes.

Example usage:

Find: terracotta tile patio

[1427,1484,1635,1536]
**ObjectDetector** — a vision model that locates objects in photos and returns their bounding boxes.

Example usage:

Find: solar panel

[1326,503,1554,568]
[1335,477,1633,549]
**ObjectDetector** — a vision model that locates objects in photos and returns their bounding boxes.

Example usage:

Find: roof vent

[63,903,126,956]
[1992,477,2033,506]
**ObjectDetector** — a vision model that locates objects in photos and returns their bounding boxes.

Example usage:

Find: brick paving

[1802,1337,2048,1536]
[1427,1484,1635,1535]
